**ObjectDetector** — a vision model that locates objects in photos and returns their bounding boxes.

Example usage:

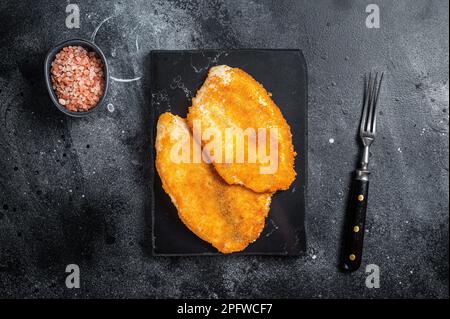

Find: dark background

[0,0,448,298]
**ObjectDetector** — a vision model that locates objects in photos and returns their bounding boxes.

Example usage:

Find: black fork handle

[341,177,369,272]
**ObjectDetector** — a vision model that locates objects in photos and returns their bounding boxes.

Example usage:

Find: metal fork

[341,72,384,272]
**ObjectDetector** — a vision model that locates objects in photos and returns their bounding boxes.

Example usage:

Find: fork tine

[371,72,384,134]
[360,72,371,135]
[366,72,379,133]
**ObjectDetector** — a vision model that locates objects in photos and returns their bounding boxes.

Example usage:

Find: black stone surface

[151,50,307,256]
[0,0,448,298]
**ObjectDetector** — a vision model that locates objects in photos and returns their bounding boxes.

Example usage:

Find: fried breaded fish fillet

[187,65,296,193]
[155,112,272,253]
